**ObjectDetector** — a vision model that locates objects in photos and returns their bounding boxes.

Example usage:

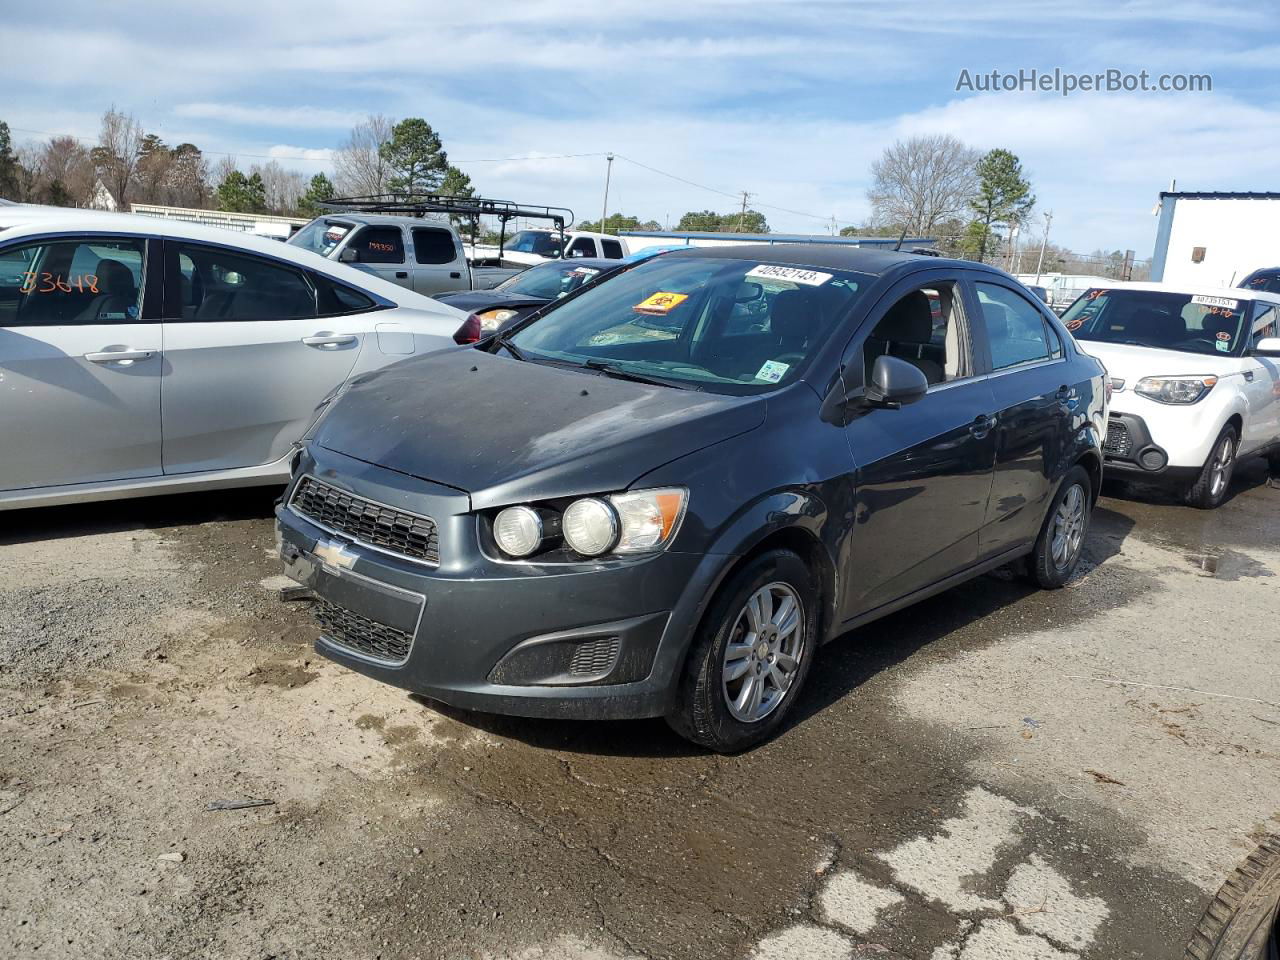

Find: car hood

[314,349,766,509]
[433,290,547,313]
[1078,341,1242,385]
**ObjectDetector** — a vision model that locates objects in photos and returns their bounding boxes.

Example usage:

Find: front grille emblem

[314,539,358,571]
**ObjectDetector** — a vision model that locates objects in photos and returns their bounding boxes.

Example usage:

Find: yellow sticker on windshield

[633,292,688,315]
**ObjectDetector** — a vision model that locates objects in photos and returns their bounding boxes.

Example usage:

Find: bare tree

[867,134,981,237]
[333,114,394,196]
[39,136,95,205]
[251,160,307,214]
[90,107,144,209]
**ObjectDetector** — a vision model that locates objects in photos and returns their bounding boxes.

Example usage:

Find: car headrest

[1201,312,1236,338]
[771,289,817,343]
[879,291,934,343]
[94,259,136,295]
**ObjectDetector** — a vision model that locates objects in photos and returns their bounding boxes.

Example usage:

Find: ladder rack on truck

[320,194,575,262]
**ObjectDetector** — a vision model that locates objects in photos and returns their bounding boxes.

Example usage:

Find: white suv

[1061,281,1280,507]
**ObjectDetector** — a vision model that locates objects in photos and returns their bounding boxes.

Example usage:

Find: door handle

[970,414,996,438]
[1243,370,1254,382]
[85,349,153,364]
[1056,384,1074,400]
[302,334,357,348]
[450,271,461,279]
[395,271,409,279]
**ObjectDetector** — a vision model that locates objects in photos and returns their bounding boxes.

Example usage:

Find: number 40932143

[20,272,100,294]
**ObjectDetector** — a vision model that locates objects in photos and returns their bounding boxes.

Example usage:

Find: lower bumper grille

[568,636,622,677]
[290,475,439,564]
[314,597,412,664]
[1104,419,1133,457]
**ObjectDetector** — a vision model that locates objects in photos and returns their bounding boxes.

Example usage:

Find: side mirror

[1253,337,1280,358]
[864,355,929,408]
[338,247,359,263]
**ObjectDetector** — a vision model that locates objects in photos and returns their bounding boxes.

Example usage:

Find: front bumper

[275,449,725,720]
[1101,412,1200,481]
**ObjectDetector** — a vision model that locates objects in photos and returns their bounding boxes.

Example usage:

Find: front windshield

[288,218,354,257]
[509,256,867,394]
[1062,288,1248,356]
[502,231,562,256]
[496,261,609,299]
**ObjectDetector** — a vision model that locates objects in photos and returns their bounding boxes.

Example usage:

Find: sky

[2,0,1278,257]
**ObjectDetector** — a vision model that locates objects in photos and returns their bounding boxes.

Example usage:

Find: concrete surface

[1,460,1277,959]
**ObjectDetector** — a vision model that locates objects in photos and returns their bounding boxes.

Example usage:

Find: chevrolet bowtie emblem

[313,539,358,570]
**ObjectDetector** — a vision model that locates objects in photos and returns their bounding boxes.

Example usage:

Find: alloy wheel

[1209,434,1235,499]
[721,582,805,723]
[1050,483,1087,570]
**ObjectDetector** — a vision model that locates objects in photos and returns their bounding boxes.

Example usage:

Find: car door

[409,226,467,296]
[968,278,1074,560]
[347,224,410,288]
[159,240,364,475]
[1242,301,1280,452]
[0,233,162,491]
[840,272,998,615]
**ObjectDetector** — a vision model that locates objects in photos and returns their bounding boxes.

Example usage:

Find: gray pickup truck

[288,214,516,294]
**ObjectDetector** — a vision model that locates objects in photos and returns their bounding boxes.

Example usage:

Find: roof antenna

[893,222,908,252]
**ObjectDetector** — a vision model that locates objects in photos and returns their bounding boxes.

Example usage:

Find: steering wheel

[1174,337,1218,352]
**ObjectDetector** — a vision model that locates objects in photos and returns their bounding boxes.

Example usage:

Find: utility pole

[1034,210,1053,283]
[738,191,750,232]
[600,153,614,231]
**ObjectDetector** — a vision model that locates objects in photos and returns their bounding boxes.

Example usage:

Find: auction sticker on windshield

[634,292,689,315]
[745,264,832,286]
[1191,294,1240,310]
[755,360,790,383]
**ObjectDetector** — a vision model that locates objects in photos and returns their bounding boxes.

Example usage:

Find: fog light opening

[1139,447,1167,471]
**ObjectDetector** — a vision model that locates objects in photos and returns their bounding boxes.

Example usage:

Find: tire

[667,549,818,753]
[1025,465,1092,589]
[1184,836,1280,960]
[1186,425,1239,509]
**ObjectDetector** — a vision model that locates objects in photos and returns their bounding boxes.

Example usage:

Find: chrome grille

[314,597,412,663]
[1103,419,1132,457]
[568,636,621,677]
[291,476,439,564]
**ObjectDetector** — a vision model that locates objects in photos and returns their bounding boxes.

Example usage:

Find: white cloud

[175,103,365,130]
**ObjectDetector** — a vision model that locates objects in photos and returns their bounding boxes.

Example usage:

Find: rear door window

[601,239,624,259]
[976,282,1054,370]
[173,244,317,321]
[412,227,457,265]
[0,237,147,327]
[353,226,405,264]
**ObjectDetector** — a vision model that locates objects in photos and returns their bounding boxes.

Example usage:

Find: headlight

[477,308,519,334]
[1135,375,1217,405]
[562,498,619,556]
[493,505,543,557]
[610,487,687,553]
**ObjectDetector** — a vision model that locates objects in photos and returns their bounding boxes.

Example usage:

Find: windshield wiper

[579,359,689,389]
[492,331,526,361]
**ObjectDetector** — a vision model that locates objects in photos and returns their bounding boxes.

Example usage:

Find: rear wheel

[1186,425,1238,509]
[1025,466,1092,589]
[1184,836,1280,959]
[667,549,817,753]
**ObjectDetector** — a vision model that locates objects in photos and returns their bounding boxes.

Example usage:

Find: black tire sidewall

[1029,466,1092,589]
[669,549,818,752]
[1186,425,1238,509]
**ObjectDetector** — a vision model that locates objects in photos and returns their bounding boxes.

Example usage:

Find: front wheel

[1025,465,1092,589]
[1185,425,1238,509]
[666,549,818,753]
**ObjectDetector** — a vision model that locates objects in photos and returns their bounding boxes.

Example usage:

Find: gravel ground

[1,461,1277,960]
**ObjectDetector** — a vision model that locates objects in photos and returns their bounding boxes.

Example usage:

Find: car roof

[659,242,1005,279]
[0,207,461,313]
[1080,279,1280,305]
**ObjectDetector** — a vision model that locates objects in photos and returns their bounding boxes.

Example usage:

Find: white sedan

[0,208,466,510]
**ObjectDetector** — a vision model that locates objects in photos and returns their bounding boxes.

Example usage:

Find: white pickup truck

[468,229,629,268]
